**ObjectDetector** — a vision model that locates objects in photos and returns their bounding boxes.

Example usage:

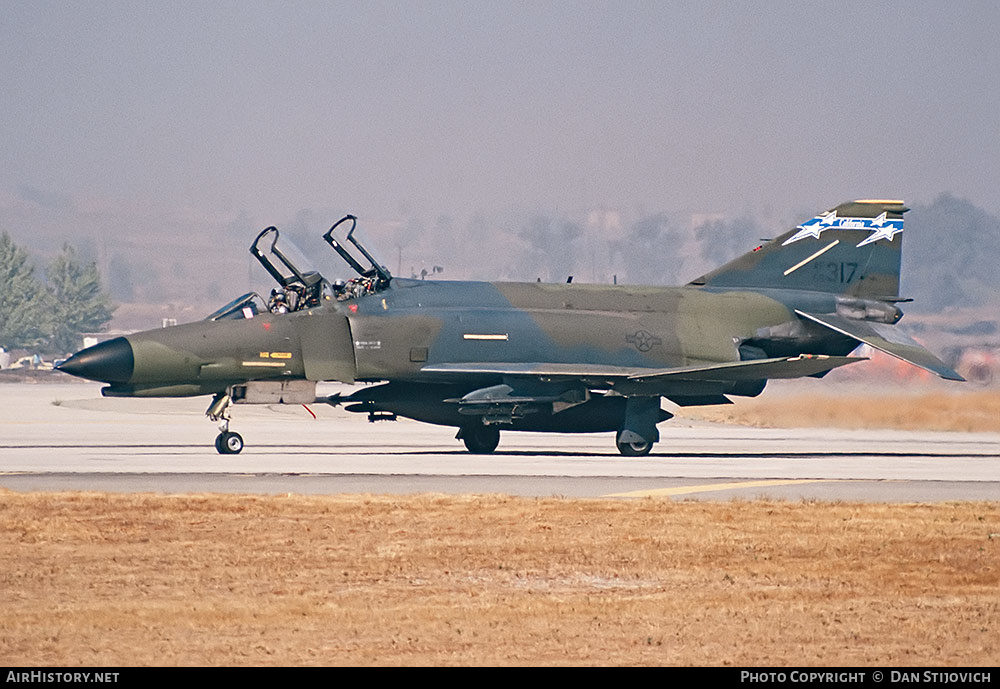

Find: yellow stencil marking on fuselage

[242,361,286,368]
[604,479,834,498]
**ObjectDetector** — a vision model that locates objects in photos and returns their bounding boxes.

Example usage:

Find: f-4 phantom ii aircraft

[58,199,963,456]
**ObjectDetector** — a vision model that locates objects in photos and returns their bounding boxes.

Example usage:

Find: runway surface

[1,382,998,501]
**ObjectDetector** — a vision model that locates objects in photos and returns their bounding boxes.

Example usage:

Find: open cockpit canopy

[250,226,328,313]
[323,215,392,301]
[244,215,393,314]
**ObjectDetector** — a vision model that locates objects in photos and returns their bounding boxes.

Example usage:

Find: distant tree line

[3,193,992,344]
[0,231,114,354]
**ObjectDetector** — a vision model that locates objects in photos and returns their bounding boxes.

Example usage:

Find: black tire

[616,430,653,457]
[216,431,244,455]
[462,425,500,454]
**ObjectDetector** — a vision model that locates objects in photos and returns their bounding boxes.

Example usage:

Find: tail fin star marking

[782,210,839,245]
[855,221,904,247]
[783,212,904,247]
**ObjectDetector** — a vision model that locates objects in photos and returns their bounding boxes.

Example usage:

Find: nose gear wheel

[215,431,244,454]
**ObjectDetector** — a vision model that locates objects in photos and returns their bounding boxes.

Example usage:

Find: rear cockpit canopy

[323,215,392,301]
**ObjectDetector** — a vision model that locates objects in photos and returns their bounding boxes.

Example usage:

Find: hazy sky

[2,0,999,230]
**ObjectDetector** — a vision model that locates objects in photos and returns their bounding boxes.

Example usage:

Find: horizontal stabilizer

[795,310,964,381]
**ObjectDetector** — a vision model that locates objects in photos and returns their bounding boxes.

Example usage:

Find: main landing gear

[455,425,657,456]
[457,424,501,454]
[207,392,243,454]
[615,430,654,456]
[615,396,662,456]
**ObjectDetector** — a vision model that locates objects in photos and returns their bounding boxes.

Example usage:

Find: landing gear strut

[207,392,243,454]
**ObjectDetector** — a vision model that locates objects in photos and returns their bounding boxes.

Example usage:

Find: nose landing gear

[215,429,244,454]
[207,392,244,454]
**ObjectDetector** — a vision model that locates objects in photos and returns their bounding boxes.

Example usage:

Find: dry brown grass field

[678,388,1000,433]
[1,491,997,666]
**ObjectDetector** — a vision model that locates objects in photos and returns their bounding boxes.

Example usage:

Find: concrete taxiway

[1,382,997,501]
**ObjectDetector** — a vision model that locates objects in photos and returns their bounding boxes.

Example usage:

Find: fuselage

[345,278,851,382]
[62,278,858,398]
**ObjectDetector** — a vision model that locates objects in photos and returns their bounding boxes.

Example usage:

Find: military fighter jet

[58,200,963,455]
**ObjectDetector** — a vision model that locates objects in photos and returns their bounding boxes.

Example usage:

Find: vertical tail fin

[689,200,908,299]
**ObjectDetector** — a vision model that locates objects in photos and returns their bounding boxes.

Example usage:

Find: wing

[421,355,866,409]
[421,354,865,383]
[337,354,867,430]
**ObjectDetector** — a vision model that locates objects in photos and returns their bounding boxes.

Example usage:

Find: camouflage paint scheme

[58,200,962,455]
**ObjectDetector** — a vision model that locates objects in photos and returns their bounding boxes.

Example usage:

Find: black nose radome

[57,337,134,384]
